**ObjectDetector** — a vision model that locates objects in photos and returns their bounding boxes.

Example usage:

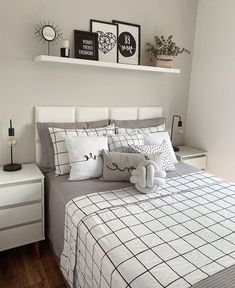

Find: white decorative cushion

[65,136,108,181]
[108,133,144,152]
[129,140,176,172]
[116,123,165,134]
[144,131,177,163]
[49,124,115,175]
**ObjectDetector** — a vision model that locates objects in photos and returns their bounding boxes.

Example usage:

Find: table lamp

[3,120,22,172]
[170,115,183,152]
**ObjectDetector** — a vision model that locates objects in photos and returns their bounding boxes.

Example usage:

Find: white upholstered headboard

[35,106,163,167]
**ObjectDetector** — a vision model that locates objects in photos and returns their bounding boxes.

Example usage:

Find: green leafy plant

[146,35,190,59]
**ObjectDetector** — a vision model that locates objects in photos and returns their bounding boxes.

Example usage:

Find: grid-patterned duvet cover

[61,171,235,288]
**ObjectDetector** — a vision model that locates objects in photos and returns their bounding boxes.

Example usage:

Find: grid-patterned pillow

[129,140,176,171]
[49,125,115,175]
[116,123,165,134]
[108,133,144,152]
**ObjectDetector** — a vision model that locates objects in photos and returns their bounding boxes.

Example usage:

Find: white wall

[186,0,235,181]
[0,0,197,165]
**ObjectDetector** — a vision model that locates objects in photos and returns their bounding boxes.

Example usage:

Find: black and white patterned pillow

[129,140,176,171]
[116,123,165,135]
[108,133,144,152]
[49,125,115,175]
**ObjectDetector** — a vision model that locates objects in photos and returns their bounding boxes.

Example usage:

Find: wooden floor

[0,241,66,288]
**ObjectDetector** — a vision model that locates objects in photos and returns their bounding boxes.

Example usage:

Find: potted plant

[146,35,190,68]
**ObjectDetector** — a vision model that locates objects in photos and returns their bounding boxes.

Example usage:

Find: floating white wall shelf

[34,55,181,74]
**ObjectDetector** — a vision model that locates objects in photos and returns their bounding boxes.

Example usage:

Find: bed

[35,106,235,288]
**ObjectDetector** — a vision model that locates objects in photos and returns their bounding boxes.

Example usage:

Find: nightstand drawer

[0,222,43,251]
[0,182,41,207]
[183,156,207,170]
[0,203,42,229]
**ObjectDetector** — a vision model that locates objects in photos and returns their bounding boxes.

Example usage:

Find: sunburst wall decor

[34,21,63,55]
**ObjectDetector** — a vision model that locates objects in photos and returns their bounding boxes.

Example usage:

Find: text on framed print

[74,30,98,61]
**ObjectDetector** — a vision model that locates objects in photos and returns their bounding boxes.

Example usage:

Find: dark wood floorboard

[0,241,66,288]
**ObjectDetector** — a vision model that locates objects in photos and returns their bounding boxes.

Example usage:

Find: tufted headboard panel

[35,106,163,166]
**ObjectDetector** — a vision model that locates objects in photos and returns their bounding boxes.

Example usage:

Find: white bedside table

[175,146,208,170]
[0,163,44,255]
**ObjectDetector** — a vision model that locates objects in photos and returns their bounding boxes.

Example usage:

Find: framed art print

[113,20,141,65]
[74,30,98,61]
[90,20,118,63]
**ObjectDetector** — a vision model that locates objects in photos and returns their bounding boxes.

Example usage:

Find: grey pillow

[110,117,165,129]
[85,119,109,129]
[37,119,109,172]
[102,150,161,182]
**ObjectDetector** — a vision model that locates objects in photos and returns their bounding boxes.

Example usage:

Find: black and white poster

[90,20,118,63]
[113,21,141,65]
[74,30,98,61]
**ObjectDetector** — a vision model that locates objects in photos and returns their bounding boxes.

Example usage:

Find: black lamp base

[173,146,180,152]
[3,163,22,172]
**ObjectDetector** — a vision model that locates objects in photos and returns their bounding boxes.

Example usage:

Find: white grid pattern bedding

[61,171,235,288]
[49,125,115,175]
[116,123,165,135]
[108,134,144,152]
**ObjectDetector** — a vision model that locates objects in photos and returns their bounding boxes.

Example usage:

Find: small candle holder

[60,40,70,58]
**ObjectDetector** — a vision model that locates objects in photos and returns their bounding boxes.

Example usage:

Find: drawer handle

[184,155,207,160]
[0,200,41,210]
[0,220,42,232]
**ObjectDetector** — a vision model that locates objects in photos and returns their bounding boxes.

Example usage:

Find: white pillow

[144,131,177,163]
[116,124,165,134]
[65,135,108,181]
[108,133,144,152]
[48,124,115,175]
[129,140,176,172]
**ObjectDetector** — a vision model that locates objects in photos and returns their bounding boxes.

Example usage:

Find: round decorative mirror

[42,25,56,41]
[35,21,63,55]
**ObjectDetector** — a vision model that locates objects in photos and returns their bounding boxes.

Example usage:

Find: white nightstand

[175,146,208,170]
[0,163,44,254]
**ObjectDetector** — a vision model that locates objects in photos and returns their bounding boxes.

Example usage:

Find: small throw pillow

[129,140,176,172]
[49,124,115,175]
[144,131,177,163]
[102,150,162,182]
[108,133,144,152]
[65,136,108,181]
[116,123,165,135]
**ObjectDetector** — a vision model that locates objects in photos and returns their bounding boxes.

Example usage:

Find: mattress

[45,162,197,258]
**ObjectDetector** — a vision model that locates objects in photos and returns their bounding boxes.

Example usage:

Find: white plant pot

[156,55,174,68]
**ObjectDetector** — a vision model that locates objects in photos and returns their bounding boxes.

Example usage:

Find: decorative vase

[156,55,174,68]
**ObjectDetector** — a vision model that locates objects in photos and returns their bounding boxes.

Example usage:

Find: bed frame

[35,106,163,167]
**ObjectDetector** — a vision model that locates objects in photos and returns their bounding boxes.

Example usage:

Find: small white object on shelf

[0,163,44,252]
[175,146,208,170]
[62,40,69,48]
[34,55,181,74]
